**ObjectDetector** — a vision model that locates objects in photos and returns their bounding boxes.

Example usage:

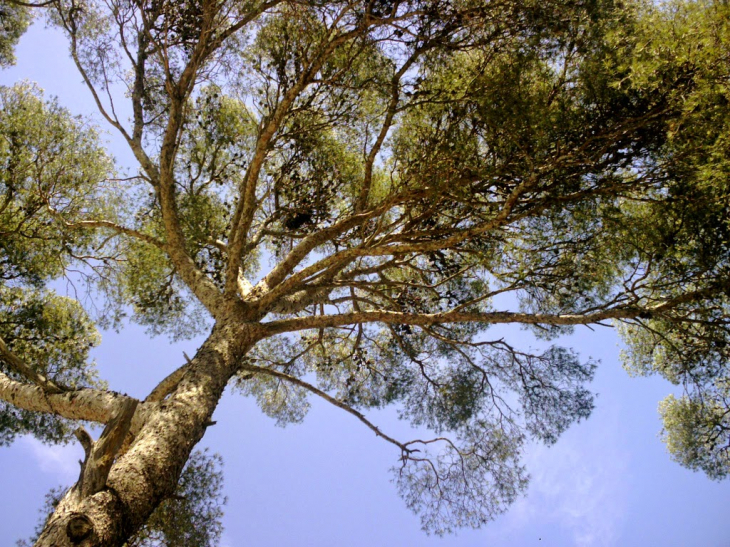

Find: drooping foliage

[0,285,102,445]
[0,83,116,286]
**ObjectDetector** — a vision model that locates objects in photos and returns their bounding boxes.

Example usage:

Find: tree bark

[34,321,257,547]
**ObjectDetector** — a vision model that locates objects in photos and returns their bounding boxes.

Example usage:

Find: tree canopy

[0,0,729,544]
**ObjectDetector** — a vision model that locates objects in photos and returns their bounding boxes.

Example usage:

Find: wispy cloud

[19,436,82,484]
[504,404,630,546]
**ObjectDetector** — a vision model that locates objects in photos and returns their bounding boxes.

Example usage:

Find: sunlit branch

[224,26,365,298]
[59,4,130,138]
[0,368,143,426]
[155,88,227,315]
[145,357,194,403]
[256,178,538,309]
[59,1,160,181]
[261,284,725,336]
[256,203,397,298]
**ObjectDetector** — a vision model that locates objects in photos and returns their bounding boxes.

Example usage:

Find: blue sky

[1,20,730,547]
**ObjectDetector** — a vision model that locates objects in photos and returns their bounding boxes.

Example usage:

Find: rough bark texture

[75,398,139,498]
[34,322,257,547]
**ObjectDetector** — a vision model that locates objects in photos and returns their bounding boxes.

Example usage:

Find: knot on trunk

[66,514,93,543]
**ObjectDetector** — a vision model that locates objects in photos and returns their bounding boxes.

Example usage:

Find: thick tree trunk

[34,321,256,547]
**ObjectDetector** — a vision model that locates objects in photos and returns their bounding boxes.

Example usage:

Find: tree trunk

[34,321,255,547]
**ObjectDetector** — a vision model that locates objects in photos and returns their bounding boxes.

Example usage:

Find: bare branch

[238,362,414,453]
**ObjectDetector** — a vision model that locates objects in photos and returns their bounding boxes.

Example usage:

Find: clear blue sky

[1,20,730,547]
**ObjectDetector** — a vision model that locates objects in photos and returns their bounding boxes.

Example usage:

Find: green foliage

[235,337,311,426]
[119,235,208,340]
[396,421,528,535]
[0,285,102,444]
[225,0,730,528]
[0,82,112,443]
[614,0,730,477]
[5,0,730,539]
[0,83,116,286]
[659,392,730,480]
[177,88,259,278]
[0,406,71,447]
[0,286,101,386]
[0,1,31,67]
[126,449,226,547]
[242,7,390,239]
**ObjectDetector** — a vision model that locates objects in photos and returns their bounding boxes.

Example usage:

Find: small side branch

[57,218,167,251]
[145,353,194,403]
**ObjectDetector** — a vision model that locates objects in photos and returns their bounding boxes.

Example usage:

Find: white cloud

[503,405,630,546]
[19,436,82,484]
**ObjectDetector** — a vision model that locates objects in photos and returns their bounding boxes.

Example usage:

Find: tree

[0,0,729,544]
